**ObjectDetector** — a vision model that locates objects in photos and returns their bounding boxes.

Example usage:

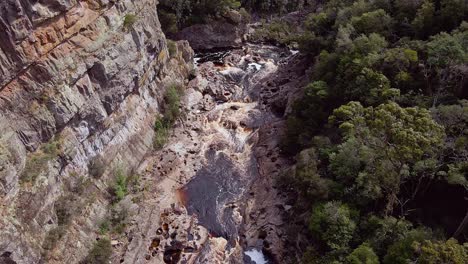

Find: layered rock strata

[0,0,193,263]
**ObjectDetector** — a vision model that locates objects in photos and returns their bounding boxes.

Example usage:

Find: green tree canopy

[329,102,445,209]
[346,243,379,264]
[309,201,357,251]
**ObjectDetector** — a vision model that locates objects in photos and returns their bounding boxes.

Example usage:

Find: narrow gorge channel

[119,44,304,263]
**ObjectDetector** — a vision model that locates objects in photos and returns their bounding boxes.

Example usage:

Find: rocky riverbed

[0,1,311,262]
[114,43,311,263]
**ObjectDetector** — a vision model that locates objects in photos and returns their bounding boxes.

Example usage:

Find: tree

[309,201,357,251]
[346,243,379,264]
[350,9,393,36]
[426,28,467,104]
[292,148,333,200]
[432,100,468,240]
[394,0,423,23]
[158,0,241,29]
[329,102,445,213]
[413,238,468,264]
[440,0,466,32]
[412,0,435,38]
[362,216,413,256]
[383,228,433,264]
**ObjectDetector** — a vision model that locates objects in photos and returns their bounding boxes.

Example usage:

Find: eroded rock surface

[0,1,308,262]
[119,44,309,263]
[172,12,248,50]
[0,0,193,263]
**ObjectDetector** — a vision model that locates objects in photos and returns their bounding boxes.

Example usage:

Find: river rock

[172,20,248,50]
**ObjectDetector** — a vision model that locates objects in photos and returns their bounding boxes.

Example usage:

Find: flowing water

[175,44,293,263]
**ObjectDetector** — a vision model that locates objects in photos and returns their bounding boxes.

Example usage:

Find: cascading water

[128,43,296,264]
[176,44,293,263]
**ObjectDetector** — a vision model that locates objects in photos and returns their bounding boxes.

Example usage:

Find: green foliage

[309,201,357,251]
[440,0,467,32]
[289,148,334,200]
[111,168,128,203]
[153,84,184,149]
[283,1,468,263]
[412,0,436,38]
[153,118,170,149]
[432,100,468,189]
[330,102,444,162]
[159,10,178,34]
[163,85,182,125]
[329,102,445,204]
[251,19,297,45]
[383,228,433,264]
[21,139,61,183]
[123,14,137,29]
[362,216,413,256]
[159,0,241,29]
[427,31,467,68]
[413,238,468,264]
[167,39,177,58]
[241,0,303,14]
[350,9,393,35]
[346,243,379,264]
[306,11,334,35]
[80,238,112,264]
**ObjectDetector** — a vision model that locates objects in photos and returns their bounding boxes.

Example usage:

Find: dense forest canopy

[158,0,314,32]
[158,0,468,263]
[281,0,468,263]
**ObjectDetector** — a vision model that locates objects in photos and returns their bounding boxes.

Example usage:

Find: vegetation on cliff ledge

[154,84,184,149]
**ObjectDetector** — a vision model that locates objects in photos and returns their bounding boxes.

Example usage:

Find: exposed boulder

[172,17,248,50]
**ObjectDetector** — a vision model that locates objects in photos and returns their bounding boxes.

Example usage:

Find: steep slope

[0,0,193,263]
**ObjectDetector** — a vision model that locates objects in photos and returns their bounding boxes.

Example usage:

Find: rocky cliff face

[0,0,193,263]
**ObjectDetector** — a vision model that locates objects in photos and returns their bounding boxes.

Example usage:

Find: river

[122,43,299,264]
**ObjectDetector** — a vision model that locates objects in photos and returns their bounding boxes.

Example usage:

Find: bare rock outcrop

[172,11,248,50]
[0,0,193,263]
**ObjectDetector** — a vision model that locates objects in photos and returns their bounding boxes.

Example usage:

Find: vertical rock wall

[0,0,193,263]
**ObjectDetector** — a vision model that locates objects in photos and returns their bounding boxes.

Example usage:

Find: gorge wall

[0,0,193,263]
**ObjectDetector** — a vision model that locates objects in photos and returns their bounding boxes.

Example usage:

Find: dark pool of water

[194,49,232,65]
[179,149,257,245]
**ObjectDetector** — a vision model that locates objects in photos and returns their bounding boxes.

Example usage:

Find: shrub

[167,39,177,58]
[99,205,128,235]
[250,20,297,45]
[55,195,74,226]
[153,118,169,149]
[163,85,182,124]
[88,156,106,179]
[111,168,128,203]
[109,205,128,234]
[159,10,178,34]
[153,84,184,150]
[123,14,137,29]
[42,226,66,256]
[99,220,110,235]
[80,238,112,264]
[21,139,61,183]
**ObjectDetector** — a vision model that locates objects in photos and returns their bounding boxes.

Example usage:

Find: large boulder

[173,19,247,50]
